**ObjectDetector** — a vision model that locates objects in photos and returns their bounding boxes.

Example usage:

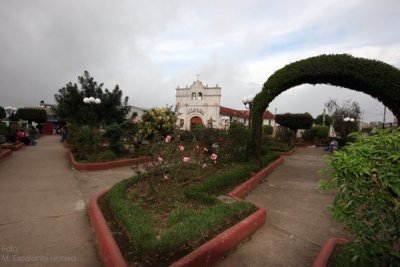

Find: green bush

[97,150,117,162]
[226,121,249,162]
[68,124,101,161]
[263,125,274,135]
[103,123,124,154]
[275,126,292,145]
[319,129,400,266]
[302,126,329,142]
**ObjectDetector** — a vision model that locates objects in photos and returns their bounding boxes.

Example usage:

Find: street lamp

[343,117,355,122]
[83,96,101,141]
[242,95,254,128]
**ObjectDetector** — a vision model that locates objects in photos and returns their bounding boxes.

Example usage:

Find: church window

[191,92,196,100]
[198,92,203,100]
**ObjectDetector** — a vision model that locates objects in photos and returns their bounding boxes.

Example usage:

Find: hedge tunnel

[251,54,400,155]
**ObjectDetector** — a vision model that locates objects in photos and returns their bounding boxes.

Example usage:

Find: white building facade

[175,79,275,131]
[176,80,221,130]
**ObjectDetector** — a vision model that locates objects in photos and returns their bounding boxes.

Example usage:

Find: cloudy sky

[1,0,399,122]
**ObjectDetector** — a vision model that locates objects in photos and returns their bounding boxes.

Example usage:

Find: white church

[175,78,275,130]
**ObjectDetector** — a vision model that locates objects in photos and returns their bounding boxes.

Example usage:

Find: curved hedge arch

[251,54,400,154]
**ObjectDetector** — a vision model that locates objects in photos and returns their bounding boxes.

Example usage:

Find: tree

[54,71,129,126]
[275,113,313,145]
[15,108,48,124]
[0,106,5,120]
[137,107,177,141]
[325,98,361,138]
[314,114,332,127]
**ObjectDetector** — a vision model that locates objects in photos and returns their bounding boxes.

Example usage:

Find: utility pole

[322,108,326,126]
[383,106,386,129]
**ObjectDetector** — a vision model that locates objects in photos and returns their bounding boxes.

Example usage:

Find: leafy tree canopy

[0,106,5,119]
[275,113,313,132]
[275,112,313,145]
[138,106,177,141]
[326,98,361,138]
[15,108,48,124]
[54,71,129,126]
[314,114,332,127]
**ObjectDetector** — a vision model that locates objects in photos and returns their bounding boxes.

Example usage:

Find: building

[175,79,275,130]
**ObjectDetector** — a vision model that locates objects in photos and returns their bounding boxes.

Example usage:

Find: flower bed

[90,156,284,266]
[0,142,24,151]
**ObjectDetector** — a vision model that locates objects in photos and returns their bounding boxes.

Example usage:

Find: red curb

[0,149,12,161]
[89,157,284,266]
[89,190,128,267]
[69,152,152,171]
[0,143,24,151]
[170,206,266,267]
[312,237,350,267]
[229,157,285,199]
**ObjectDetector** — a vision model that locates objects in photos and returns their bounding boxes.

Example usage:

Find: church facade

[176,79,222,130]
[176,79,275,130]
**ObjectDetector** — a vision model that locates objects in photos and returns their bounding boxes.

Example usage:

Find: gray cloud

[0,0,398,122]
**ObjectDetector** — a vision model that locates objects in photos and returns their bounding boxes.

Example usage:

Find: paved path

[0,135,136,267]
[216,147,349,267]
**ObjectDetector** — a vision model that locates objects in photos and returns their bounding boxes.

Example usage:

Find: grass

[103,152,280,266]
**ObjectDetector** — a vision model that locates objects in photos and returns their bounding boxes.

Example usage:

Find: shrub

[263,125,274,135]
[103,123,124,154]
[97,150,117,162]
[226,121,249,162]
[319,129,400,266]
[275,126,292,145]
[67,123,101,161]
[302,126,329,142]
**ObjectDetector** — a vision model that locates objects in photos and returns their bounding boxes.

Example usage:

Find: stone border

[89,157,285,267]
[0,143,24,151]
[69,152,152,171]
[312,237,350,267]
[0,149,12,161]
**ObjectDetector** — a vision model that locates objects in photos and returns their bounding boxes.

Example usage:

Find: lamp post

[242,95,254,129]
[83,96,101,141]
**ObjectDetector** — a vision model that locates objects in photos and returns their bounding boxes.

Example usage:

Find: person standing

[29,126,37,145]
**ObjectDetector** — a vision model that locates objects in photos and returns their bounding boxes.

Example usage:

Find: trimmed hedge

[319,129,400,266]
[251,54,400,155]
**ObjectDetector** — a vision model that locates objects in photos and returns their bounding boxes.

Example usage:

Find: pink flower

[196,145,200,150]
[157,156,164,162]
[165,135,171,142]
[178,145,185,151]
[163,174,170,180]
[202,163,208,168]
[210,153,218,161]
[182,157,190,163]
[203,147,208,152]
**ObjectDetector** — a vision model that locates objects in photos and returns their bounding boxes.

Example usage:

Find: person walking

[29,125,37,145]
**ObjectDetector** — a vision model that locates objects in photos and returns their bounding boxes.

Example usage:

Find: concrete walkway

[216,147,349,267]
[0,135,136,267]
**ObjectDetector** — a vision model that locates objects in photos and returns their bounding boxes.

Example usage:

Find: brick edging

[89,190,127,267]
[0,149,12,161]
[0,143,24,151]
[89,157,285,266]
[312,237,350,267]
[69,152,152,171]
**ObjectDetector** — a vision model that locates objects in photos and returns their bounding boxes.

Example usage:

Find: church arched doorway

[190,116,203,130]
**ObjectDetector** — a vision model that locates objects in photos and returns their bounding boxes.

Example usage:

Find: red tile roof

[220,106,275,120]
